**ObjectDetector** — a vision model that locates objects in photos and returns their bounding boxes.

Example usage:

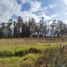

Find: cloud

[63,20,67,24]
[29,1,41,13]
[64,12,67,15]
[62,0,67,6]
[16,0,30,4]
[48,4,56,9]
[0,0,52,23]
[0,0,67,24]
[51,14,57,18]
[38,12,51,20]
[0,0,21,22]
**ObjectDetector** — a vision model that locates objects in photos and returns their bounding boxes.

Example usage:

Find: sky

[0,0,67,23]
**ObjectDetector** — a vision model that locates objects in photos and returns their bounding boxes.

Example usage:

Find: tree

[50,20,57,37]
[6,19,13,38]
[17,16,23,37]
[0,25,4,38]
[13,21,18,37]
[28,18,36,37]
[39,17,47,37]
[57,20,67,42]
[1,23,6,38]
[57,20,66,36]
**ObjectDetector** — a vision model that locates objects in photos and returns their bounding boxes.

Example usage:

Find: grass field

[0,38,67,51]
[0,38,66,67]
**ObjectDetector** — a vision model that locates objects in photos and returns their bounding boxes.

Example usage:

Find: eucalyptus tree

[0,24,4,38]
[39,17,47,37]
[31,23,39,38]
[6,19,13,38]
[50,20,57,37]
[28,18,36,37]
[13,21,18,37]
[57,20,66,37]
[17,16,30,38]
[42,23,47,37]
[17,16,23,37]
[1,23,6,38]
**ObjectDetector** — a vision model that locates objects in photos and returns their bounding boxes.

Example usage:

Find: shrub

[0,51,14,57]
[15,50,26,56]
[28,48,41,54]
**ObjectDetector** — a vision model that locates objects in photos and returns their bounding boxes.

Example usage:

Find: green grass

[0,38,63,57]
[0,38,66,67]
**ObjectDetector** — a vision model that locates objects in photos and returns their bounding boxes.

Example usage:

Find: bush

[28,48,41,54]
[0,48,41,57]
[14,50,27,56]
[0,51,14,57]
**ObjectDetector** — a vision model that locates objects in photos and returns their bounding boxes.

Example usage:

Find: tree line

[0,16,67,38]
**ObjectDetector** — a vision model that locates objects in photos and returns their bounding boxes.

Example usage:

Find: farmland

[0,38,67,67]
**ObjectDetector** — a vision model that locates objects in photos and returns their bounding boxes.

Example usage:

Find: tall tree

[39,17,44,37]
[17,16,23,37]
[28,18,36,37]
[1,23,6,38]
[50,20,57,37]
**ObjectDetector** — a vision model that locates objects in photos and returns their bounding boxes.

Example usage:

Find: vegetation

[0,16,67,38]
[0,4,67,67]
[0,16,66,66]
[0,38,66,67]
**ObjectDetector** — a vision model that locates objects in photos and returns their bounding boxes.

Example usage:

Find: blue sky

[0,0,67,23]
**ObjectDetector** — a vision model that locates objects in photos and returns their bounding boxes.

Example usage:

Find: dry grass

[0,38,66,67]
[0,38,67,51]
